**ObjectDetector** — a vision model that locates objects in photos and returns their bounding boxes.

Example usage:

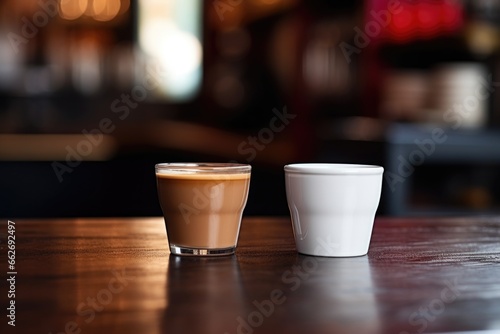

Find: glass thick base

[169,245,236,256]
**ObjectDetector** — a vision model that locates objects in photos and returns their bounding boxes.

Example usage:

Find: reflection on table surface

[5,216,500,334]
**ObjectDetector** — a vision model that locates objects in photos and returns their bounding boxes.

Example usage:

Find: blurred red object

[367,0,464,43]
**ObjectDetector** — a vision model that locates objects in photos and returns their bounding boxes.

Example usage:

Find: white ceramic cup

[284,163,384,257]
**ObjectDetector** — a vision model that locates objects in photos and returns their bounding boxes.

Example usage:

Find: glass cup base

[169,245,236,256]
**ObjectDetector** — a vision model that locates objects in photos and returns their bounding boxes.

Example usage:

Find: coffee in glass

[156,163,251,256]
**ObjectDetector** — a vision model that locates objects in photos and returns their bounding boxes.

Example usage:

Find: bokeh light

[59,0,87,21]
[60,0,127,22]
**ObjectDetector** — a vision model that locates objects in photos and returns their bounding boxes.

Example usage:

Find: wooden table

[2,217,500,334]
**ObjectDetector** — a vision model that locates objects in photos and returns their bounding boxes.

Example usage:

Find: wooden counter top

[2,216,500,334]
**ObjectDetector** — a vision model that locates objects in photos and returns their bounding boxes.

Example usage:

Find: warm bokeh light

[92,0,121,22]
[119,0,130,15]
[60,0,127,22]
[59,0,87,21]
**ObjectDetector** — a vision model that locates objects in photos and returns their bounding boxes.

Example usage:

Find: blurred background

[2,0,500,218]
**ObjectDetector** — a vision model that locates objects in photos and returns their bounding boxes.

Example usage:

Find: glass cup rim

[156,162,251,175]
[284,163,383,175]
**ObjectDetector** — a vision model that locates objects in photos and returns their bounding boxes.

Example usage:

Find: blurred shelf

[385,123,500,216]
[379,36,475,69]
[319,121,500,216]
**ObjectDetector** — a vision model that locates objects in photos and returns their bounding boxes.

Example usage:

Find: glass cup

[156,163,251,256]
[284,163,384,257]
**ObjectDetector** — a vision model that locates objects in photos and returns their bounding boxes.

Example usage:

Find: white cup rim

[284,163,384,175]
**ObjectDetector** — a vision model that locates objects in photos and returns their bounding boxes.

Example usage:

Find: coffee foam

[156,172,250,181]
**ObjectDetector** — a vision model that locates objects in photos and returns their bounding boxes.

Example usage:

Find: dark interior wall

[0,158,289,218]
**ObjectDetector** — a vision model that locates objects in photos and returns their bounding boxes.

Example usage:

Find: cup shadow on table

[160,254,247,334]
[267,254,383,333]
[160,252,384,334]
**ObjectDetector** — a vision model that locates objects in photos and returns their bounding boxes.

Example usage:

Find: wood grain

[1,217,500,334]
